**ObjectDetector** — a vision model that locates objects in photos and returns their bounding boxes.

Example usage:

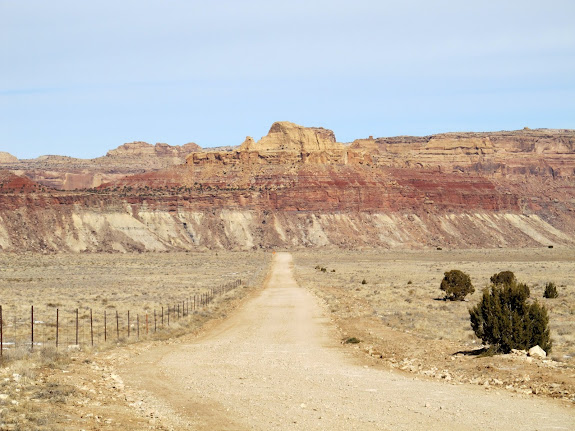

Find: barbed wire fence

[0,279,242,358]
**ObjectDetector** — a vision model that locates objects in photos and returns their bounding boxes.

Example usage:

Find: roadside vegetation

[293,249,575,401]
[0,251,271,429]
[469,271,551,354]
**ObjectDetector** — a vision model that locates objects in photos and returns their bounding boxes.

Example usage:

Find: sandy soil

[292,248,575,401]
[118,253,574,430]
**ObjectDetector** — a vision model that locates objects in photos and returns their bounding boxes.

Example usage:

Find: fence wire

[0,279,241,356]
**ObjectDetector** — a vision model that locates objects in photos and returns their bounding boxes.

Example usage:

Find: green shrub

[490,270,516,286]
[344,337,361,344]
[440,270,475,301]
[490,271,530,296]
[516,282,530,298]
[361,279,367,285]
[469,283,551,354]
[543,282,558,299]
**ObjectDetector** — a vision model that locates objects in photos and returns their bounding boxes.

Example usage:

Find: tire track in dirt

[120,252,574,430]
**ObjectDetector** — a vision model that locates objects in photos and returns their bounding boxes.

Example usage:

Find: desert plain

[1,123,574,428]
[0,247,573,430]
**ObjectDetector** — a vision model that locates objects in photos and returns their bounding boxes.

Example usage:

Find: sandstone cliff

[0,142,200,190]
[362,129,575,178]
[0,152,18,163]
[0,123,574,252]
[189,122,371,166]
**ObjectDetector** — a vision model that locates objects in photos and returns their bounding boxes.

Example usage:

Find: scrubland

[0,247,573,430]
[293,247,575,400]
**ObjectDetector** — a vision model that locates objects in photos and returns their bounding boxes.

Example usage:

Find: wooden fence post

[1,305,3,357]
[104,310,107,342]
[128,311,130,338]
[116,310,119,340]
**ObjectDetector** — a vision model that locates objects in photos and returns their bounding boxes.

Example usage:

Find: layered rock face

[359,129,575,178]
[0,152,18,163]
[0,123,574,252]
[0,142,200,190]
[189,121,371,166]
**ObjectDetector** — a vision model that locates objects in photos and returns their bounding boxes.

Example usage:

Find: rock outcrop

[189,121,371,166]
[106,141,200,159]
[0,152,18,163]
[0,142,200,190]
[364,129,575,178]
[0,123,574,252]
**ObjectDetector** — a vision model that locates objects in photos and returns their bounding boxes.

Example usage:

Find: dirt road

[121,253,574,430]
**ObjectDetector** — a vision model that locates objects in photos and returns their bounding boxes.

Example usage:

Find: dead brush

[32,381,75,404]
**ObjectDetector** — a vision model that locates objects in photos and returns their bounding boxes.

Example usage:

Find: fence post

[154,309,157,332]
[167,306,170,326]
[56,308,59,349]
[161,306,164,327]
[104,310,107,342]
[75,308,79,346]
[1,305,3,357]
[116,310,119,340]
[146,313,148,335]
[31,305,34,352]
[128,311,130,338]
[90,309,94,347]
[137,315,139,340]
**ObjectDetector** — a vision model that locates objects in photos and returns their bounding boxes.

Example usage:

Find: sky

[1,1,574,159]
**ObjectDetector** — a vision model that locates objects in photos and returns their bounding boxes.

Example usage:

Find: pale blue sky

[1,1,574,159]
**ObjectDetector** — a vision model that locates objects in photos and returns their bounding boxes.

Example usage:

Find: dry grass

[293,247,575,364]
[0,250,271,429]
[0,350,71,430]
[0,251,269,354]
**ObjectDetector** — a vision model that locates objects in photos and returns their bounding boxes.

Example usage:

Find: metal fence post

[56,308,59,349]
[75,308,79,346]
[31,305,34,352]
[90,309,94,347]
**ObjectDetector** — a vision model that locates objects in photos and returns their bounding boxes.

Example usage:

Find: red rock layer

[0,123,574,252]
